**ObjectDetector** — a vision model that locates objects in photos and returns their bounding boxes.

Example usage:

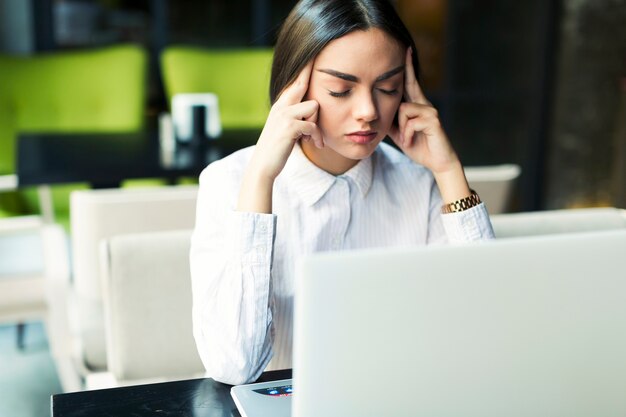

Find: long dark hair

[270,0,419,104]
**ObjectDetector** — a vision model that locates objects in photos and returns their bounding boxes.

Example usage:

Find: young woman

[190,0,494,385]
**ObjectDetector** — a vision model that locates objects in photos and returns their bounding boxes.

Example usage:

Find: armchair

[46,185,198,392]
[0,216,47,348]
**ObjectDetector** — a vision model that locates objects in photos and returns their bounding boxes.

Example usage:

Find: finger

[398,102,438,123]
[286,100,319,121]
[397,102,438,145]
[275,61,314,108]
[402,118,431,147]
[403,47,428,105]
[398,110,407,147]
[295,120,324,149]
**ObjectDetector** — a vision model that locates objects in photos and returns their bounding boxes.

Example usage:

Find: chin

[339,141,380,160]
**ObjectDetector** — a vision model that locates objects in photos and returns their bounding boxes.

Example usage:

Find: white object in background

[158,112,175,167]
[172,93,221,141]
[465,164,521,214]
[0,174,18,191]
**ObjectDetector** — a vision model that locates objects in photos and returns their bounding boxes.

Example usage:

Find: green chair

[0,44,147,229]
[161,46,273,130]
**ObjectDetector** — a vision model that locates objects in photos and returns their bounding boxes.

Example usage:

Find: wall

[545,0,626,209]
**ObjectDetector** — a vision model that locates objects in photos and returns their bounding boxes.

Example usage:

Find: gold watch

[441,190,481,214]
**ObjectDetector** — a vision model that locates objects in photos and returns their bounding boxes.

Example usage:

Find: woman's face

[302,28,405,174]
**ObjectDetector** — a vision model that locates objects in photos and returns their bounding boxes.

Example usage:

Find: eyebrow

[317,65,404,83]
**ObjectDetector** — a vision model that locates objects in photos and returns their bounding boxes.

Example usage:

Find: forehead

[313,28,404,76]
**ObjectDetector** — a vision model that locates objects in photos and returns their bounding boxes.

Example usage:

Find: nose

[352,90,378,122]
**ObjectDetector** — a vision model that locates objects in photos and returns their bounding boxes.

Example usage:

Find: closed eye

[328,89,351,98]
[378,88,398,96]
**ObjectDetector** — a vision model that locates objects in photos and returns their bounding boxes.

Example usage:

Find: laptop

[231,378,293,417]
[233,229,626,417]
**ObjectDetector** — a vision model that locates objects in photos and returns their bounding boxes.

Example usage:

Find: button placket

[333,177,351,250]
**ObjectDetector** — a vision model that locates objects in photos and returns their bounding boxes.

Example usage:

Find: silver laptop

[231,378,293,417]
[232,229,626,417]
[292,229,626,417]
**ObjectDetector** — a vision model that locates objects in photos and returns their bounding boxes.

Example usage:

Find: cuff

[441,203,495,242]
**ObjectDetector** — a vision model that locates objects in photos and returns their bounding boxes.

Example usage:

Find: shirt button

[258,223,267,232]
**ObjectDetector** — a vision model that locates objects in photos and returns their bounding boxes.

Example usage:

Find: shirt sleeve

[190,161,276,385]
[426,179,495,244]
[440,203,495,242]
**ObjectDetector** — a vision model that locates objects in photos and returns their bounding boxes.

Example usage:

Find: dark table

[51,369,292,417]
[17,129,260,188]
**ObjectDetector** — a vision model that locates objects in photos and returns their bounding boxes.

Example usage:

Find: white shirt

[190,142,494,385]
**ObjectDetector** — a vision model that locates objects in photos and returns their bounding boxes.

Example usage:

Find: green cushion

[0,44,148,223]
[161,46,273,130]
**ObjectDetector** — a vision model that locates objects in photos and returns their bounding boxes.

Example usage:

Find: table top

[51,369,292,417]
[17,129,260,188]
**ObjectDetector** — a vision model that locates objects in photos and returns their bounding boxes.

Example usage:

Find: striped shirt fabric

[190,141,494,385]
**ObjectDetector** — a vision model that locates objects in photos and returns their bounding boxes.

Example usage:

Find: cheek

[378,96,402,124]
[314,96,347,130]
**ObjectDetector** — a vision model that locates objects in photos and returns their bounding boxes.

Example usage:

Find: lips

[345,130,377,144]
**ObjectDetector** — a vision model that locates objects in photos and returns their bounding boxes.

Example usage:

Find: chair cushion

[101,229,204,381]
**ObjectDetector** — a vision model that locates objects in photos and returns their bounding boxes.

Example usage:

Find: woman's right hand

[237,61,323,213]
[248,61,324,182]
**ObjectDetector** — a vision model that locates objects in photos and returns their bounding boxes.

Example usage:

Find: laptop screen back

[293,230,626,417]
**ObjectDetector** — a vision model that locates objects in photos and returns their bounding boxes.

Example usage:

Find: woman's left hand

[388,48,460,175]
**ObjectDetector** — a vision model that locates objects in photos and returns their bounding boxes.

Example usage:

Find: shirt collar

[281,142,375,206]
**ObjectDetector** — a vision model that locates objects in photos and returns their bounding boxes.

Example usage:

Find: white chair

[465,164,521,214]
[491,207,626,238]
[98,229,204,387]
[0,215,47,347]
[45,185,198,392]
[0,175,63,349]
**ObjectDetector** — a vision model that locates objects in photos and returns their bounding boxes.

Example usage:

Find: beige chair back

[100,229,204,383]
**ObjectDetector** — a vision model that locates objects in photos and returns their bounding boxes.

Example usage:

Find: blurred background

[1,0,623,211]
[0,1,624,416]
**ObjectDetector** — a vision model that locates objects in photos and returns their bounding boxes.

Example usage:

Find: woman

[190,0,494,385]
